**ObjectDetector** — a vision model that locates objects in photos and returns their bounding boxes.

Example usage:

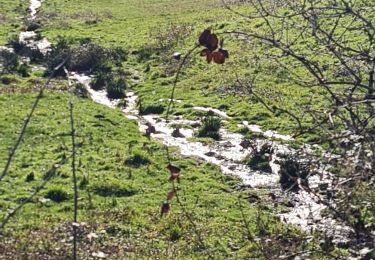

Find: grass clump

[45,187,69,202]
[196,115,221,140]
[106,76,127,99]
[139,102,164,115]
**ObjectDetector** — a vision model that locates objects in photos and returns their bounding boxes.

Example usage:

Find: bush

[25,21,41,31]
[45,187,69,202]
[109,47,128,66]
[247,156,272,173]
[69,42,107,72]
[168,223,183,241]
[91,181,137,197]
[197,115,221,140]
[0,49,19,73]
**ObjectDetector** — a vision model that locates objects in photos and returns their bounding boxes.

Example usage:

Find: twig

[64,67,79,260]
[165,45,199,121]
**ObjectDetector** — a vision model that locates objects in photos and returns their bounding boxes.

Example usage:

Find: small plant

[45,187,69,202]
[196,115,221,140]
[0,49,19,73]
[168,223,183,241]
[79,175,89,188]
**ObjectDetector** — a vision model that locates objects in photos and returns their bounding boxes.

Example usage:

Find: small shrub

[168,223,183,241]
[1,75,17,85]
[8,36,26,53]
[109,47,128,65]
[91,181,137,197]
[69,42,106,72]
[248,156,272,173]
[44,36,71,76]
[45,187,69,202]
[117,99,127,108]
[0,49,19,73]
[25,21,41,31]
[197,115,221,140]
[90,72,107,90]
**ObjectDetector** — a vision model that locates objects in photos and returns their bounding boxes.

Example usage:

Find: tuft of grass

[197,115,221,140]
[45,187,69,202]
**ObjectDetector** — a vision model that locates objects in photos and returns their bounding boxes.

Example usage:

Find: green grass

[36,0,328,144]
[0,0,27,45]
[0,91,319,258]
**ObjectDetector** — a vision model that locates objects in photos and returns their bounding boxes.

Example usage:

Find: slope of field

[0,92,311,258]
[0,0,26,44]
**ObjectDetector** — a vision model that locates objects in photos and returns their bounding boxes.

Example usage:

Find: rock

[240,139,252,149]
[173,52,181,60]
[172,128,185,138]
[205,151,216,157]
[247,194,260,203]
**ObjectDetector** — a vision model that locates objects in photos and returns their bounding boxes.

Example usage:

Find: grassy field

[1,0,372,257]
[37,0,326,145]
[0,91,315,258]
[0,0,26,44]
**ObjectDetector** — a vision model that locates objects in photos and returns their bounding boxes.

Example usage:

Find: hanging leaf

[167,191,175,200]
[161,202,170,215]
[199,29,211,46]
[146,122,156,137]
[198,29,218,51]
[219,48,229,59]
[206,52,213,63]
[207,33,219,51]
[212,51,225,64]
